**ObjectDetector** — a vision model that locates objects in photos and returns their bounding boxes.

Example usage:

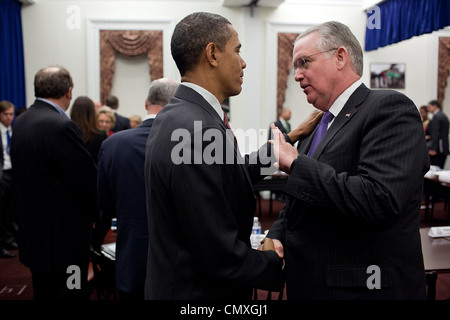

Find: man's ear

[335,46,348,71]
[66,87,73,100]
[205,42,219,67]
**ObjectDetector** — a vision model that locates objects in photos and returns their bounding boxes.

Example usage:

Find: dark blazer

[86,130,108,164]
[268,84,429,299]
[144,85,282,299]
[97,118,154,293]
[426,110,449,155]
[112,112,131,132]
[10,99,97,272]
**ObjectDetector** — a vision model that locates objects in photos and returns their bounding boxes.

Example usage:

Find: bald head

[34,65,73,100]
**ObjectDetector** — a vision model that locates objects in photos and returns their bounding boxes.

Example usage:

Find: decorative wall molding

[85,18,175,101]
[265,21,314,124]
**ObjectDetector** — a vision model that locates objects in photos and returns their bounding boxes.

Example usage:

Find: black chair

[426,271,438,300]
[90,249,117,300]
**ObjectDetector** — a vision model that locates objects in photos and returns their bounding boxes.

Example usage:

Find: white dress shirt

[181,82,224,121]
[0,122,12,170]
[327,79,362,128]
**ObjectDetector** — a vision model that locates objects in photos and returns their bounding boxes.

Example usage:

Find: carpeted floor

[1,197,449,300]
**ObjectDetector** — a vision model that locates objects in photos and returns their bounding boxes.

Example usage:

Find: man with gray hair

[268,21,429,299]
[97,78,179,300]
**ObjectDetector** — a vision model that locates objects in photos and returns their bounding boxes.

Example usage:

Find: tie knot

[322,111,334,124]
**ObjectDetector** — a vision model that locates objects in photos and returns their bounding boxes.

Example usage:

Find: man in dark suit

[10,66,97,299]
[144,12,288,300]
[105,95,130,132]
[268,21,429,299]
[0,100,17,258]
[97,78,179,300]
[275,108,292,134]
[426,100,449,169]
[268,108,291,141]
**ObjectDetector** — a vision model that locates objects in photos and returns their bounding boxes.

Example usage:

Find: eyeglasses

[292,48,338,75]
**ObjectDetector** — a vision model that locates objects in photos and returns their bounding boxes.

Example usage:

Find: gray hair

[296,21,363,76]
[146,78,179,106]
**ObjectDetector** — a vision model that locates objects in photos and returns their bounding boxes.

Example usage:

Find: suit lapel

[175,86,254,189]
[308,84,370,159]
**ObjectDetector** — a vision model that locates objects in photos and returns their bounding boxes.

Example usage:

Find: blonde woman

[97,106,116,137]
[129,114,142,129]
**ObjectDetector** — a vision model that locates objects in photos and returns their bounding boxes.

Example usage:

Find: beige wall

[21,0,449,151]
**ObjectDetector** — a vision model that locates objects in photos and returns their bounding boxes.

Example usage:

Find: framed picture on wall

[370,63,405,89]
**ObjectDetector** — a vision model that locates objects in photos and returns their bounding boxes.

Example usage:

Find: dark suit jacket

[144,85,282,299]
[10,99,97,272]
[112,112,131,132]
[86,130,107,164]
[426,110,449,155]
[268,84,429,299]
[97,118,153,293]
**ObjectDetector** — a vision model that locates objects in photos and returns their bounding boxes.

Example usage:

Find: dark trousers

[31,266,89,300]
[0,170,16,249]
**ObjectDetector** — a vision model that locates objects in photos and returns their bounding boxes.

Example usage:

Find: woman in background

[70,96,107,163]
[97,106,116,137]
[129,114,142,128]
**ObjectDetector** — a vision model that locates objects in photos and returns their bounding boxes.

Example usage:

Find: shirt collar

[328,79,362,118]
[143,114,157,121]
[36,98,69,118]
[0,122,10,132]
[181,82,224,121]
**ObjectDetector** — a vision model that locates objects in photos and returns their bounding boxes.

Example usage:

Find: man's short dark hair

[105,95,119,110]
[171,12,232,77]
[34,66,73,99]
[428,100,441,109]
[0,100,15,113]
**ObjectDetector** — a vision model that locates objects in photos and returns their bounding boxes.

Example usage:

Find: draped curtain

[365,0,450,51]
[0,0,26,110]
[100,30,163,104]
[277,33,298,118]
[438,37,450,106]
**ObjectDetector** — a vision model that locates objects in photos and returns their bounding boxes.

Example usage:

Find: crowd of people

[0,11,447,301]
[0,68,158,296]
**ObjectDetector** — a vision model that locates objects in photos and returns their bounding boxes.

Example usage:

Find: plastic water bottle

[252,217,261,234]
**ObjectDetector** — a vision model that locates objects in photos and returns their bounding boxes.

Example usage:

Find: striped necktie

[6,129,11,155]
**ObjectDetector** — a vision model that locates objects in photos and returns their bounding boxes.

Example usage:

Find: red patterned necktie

[223,112,231,130]
[223,112,238,147]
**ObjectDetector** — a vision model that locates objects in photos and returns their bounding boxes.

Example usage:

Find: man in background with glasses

[267,21,429,299]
